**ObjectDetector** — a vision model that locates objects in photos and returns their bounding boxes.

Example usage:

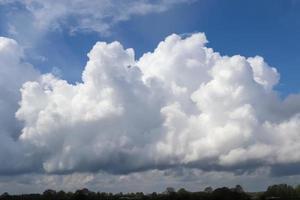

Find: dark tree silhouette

[1,184,300,200]
[261,184,298,200]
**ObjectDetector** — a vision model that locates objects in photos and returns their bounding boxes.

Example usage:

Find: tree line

[1,184,300,200]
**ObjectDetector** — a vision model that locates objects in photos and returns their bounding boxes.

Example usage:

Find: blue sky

[1,0,299,94]
[1,0,300,194]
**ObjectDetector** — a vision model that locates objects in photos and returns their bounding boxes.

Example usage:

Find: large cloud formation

[9,33,300,176]
[1,33,300,177]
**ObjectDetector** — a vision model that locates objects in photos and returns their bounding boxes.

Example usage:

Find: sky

[0,0,300,194]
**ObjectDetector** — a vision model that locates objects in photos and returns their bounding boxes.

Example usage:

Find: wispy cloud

[0,0,193,34]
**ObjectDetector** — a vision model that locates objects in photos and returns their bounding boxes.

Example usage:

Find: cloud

[0,0,193,34]
[2,168,300,194]
[0,37,39,173]
[15,41,164,174]
[0,32,300,185]
[4,32,298,177]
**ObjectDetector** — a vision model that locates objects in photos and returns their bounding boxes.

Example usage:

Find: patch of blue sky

[0,0,299,94]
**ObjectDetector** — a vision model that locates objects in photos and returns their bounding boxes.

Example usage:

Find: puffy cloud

[0,37,39,173]
[0,32,299,180]
[16,41,164,174]
[151,36,300,175]
[9,32,300,178]
[0,36,38,136]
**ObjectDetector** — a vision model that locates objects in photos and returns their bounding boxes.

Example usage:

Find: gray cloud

[0,37,39,174]
[1,168,300,194]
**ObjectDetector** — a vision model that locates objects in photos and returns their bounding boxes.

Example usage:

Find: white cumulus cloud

[8,32,300,177]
